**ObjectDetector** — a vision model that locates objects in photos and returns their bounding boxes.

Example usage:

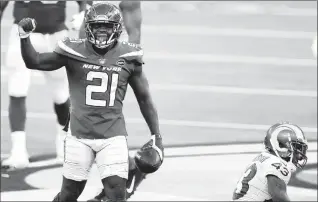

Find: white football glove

[18,18,36,38]
[69,11,85,31]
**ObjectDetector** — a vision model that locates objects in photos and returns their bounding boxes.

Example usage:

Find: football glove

[18,18,36,38]
[69,11,85,31]
[134,134,164,173]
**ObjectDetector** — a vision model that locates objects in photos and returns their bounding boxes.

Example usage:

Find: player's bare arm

[0,1,9,20]
[267,175,291,202]
[19,18,66,71]
[129,66,160,135]
[119,1,142,44]
[21,38,65,71]
[129,64,164,173]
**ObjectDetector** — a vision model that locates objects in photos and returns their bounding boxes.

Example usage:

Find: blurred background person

[0,1,87,169]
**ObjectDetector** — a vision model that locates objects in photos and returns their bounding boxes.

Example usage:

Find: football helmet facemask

[85,2,123,49]
[264,122,308,170]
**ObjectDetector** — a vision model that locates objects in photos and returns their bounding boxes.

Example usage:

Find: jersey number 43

[85,71,119,107]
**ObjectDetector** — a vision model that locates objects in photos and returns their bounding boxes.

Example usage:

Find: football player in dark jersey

[81,2,148,201]
[18,2,164,202]
[0,1,87,169]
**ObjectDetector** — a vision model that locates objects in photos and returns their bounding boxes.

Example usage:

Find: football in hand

[134,147,162,173]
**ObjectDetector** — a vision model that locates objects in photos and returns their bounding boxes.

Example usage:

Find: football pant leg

[63,134,95,181]
[94,136,129,180]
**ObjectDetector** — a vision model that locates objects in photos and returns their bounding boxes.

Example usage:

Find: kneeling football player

[232,122,308,201]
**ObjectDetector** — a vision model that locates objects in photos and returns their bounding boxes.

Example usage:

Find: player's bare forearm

[267,175,291,202]
[129,69,160,135]
[120,1,142,44]
[138,92,160,135]
[20,37,65,71]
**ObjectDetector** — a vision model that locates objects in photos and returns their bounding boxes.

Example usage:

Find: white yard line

[1,110,317,133]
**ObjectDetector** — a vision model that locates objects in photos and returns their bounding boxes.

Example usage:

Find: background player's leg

[2,24,34,169]
[44,69,69,161]
[46,30,70,161]
[94,136,129,201]
[58,133,95,201]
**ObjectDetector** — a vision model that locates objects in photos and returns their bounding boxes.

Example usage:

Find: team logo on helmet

[264,122,308,170]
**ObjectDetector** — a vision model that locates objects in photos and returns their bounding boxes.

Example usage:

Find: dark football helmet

[264,122,308,169]
[134,135,164,173]
[84,2,123,48]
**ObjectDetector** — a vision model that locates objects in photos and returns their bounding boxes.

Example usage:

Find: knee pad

[102,176,127,201]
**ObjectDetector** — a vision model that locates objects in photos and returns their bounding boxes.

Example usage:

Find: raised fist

[18,18,36,38]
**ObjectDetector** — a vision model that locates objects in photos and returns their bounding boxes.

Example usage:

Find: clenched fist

[18,18,36,38]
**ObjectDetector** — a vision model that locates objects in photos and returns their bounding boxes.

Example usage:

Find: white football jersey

[233,152,292,201]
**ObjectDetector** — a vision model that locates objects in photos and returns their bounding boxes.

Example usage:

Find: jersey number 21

[85,71,119,107]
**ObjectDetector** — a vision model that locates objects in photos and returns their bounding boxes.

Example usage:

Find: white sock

[10,131,28,156]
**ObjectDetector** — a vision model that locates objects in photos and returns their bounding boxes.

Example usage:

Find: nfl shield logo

[99,58,106,65]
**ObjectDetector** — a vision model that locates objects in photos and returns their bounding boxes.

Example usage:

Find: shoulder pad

[262,154,292,184]
[118,41,144,65]
[54,37,87,59]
